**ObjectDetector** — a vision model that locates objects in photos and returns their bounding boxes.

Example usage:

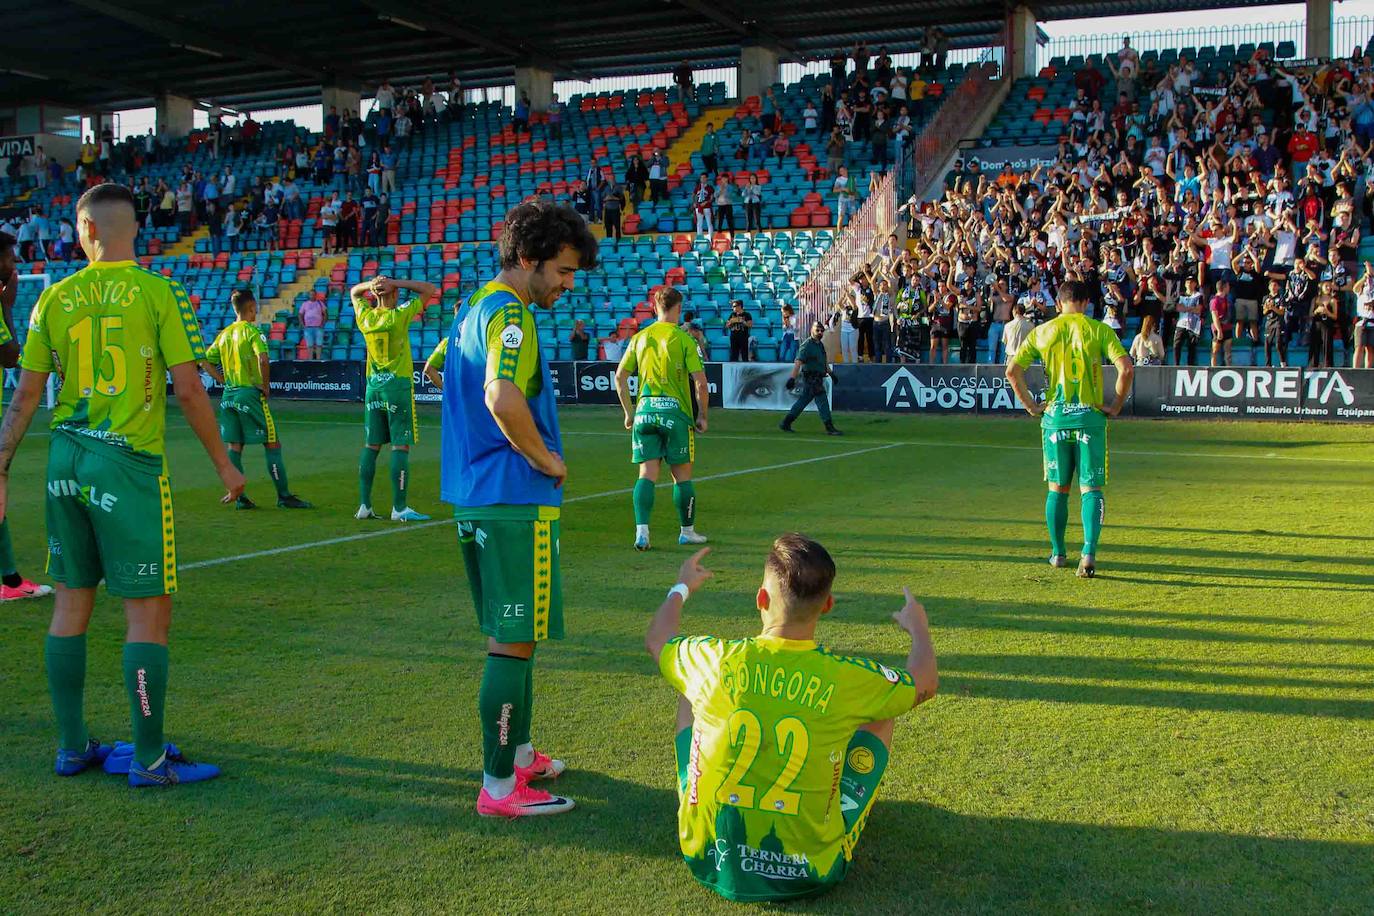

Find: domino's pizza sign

[0,136,36,158]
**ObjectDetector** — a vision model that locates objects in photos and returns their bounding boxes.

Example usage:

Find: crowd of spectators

[830,41,1374,369]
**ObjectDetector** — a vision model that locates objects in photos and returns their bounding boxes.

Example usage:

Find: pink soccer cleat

[0,579,54,601]
[476,782,576,818]
[515,749,567,784]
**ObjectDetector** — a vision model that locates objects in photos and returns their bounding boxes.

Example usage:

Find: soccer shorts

[45,429,177,598]
[672,726,889,880]
[219,387,277,445]
[631,408,695,465]
[1042,423,1108,488]
[364,376,417,447]
[456,507,563,643]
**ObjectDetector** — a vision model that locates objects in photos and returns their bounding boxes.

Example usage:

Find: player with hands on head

[350,272,440,522]
[647,534,937,902]
[1005,278,1134,578]
[614,286,709,551]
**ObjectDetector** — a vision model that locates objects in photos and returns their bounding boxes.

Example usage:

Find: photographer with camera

[779,320,842,436]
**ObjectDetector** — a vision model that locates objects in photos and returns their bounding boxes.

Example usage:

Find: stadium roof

[0,0,1295,113]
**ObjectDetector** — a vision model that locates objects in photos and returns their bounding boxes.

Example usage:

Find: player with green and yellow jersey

[421,300,465,392]
[0,184,243,786]
[613,287,709,552]
[349,274,438,522]
[0,233,53,602]
[1006,278,1135,578]
[646,535,939,902]
[201,289,311,510]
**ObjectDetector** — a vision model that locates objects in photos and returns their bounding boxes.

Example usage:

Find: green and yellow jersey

[0,318,12,408]
[424,337,447,372]
[660,634,917,901]
[482,285,543,398]
[353,294,425,381]
[1013,312,1128,430]
[617,319,703,416]
[204,320,267,391]
[20,260,205,457]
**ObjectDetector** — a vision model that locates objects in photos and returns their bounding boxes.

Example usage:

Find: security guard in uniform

[780,320,842,435]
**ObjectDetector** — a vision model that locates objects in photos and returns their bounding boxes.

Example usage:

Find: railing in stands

[796,48,1003,336]
[898,48,1003,203]
[1037,16,1374,71]
[795,168,898,338]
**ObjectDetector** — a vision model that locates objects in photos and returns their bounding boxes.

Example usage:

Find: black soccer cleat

[778,421,794,433]
[235,495,257,510]
[277,494,313,509]
[825,426,844,436]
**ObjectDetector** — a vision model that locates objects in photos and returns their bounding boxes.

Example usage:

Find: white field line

[180,443,901,571]
[253,417,1374,464]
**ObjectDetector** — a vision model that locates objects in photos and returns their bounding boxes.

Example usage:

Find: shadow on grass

[794,801,1374,914]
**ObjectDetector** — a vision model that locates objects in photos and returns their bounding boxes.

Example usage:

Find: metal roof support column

[1306,0,1332,59]
[1008,4,1039,78]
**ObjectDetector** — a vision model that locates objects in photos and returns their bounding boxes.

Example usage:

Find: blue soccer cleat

[634,532,650,551]
[391,507,431,522]
[678,529,708,546]
[128,748,220,787]
[103,741,185,775]
[54,738,113,777]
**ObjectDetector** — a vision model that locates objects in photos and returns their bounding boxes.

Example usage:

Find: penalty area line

[180,442,902,572]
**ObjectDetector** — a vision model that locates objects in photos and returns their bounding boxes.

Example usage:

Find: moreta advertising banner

[214,360,1374,423]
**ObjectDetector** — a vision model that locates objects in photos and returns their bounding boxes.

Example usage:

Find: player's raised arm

[393,278,440,313]
[646,547,712,663]
[892,588,938,706]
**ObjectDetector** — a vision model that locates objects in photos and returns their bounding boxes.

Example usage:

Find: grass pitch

[1,402,1371,914]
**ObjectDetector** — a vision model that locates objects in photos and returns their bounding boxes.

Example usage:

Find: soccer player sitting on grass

[614,286,709,552]
[201,289,312,510]
[1005,279,1134,578]
[0,234,54,600]
[646,535,938,902]
[0,183,244,785]
[350,274,439,522]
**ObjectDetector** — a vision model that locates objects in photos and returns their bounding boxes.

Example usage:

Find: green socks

[359,447,379,507]
[514,659,534,749]
[1045,490,1069,558]
[227,448,244,475]
[674,482,696,528]
[390,450,410,512]
[479,653,529,779]
[122,642,169,768]
[46,634,89,751]
[265,446,291,498]
[632,478,655,525]
[1081,490,1105,557]
[0,519,16,578]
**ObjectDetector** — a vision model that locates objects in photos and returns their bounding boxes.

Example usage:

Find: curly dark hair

[499,200,598,271]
